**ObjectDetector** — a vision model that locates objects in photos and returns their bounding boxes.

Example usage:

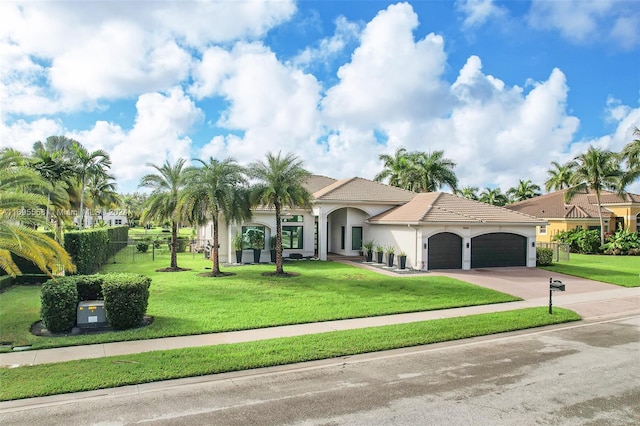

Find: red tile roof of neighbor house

[312,177,416,204]
[506,189,640,219]
[368,192,545,225]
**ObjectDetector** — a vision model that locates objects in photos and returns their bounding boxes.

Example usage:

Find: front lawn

[0,307,580,401]
[0,256,520,350]
[541,253,640,288]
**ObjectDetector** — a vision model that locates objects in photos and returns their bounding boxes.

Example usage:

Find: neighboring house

[506,189,640,243]
[197,175,545,270]
[79,209,128,228]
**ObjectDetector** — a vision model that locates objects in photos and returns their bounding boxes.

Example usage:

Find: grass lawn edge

[0,307,581,401]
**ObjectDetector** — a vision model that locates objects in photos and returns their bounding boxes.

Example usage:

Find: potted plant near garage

[375,245,384,264]
[386,246,395,267]
[248,228,264,264]
[232,233,244,264]
[398,251,407,270]
[363,240,375,262]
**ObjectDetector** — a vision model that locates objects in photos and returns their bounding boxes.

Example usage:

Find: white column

[462,237,471,270]
[318,210,328,261]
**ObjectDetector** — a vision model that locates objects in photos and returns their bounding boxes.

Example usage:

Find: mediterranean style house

[197,175,546,270]
[506,189,640,243]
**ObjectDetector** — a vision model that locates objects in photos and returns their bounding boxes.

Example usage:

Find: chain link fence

[107,238,211,264]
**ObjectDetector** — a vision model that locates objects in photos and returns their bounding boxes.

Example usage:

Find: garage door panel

[428,233,462,270]
[471,233,526,268]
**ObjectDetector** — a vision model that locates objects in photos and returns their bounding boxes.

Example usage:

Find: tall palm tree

[248,152,311,275]
[374,147,412,188]
[620,127,640,187]
[139,159,188,271]
[566,146,624,246]
[182,157,252,276]
[479,187,509,206]
[410,150,458,193]
[70,143,112,229]
[0,149,75,277]
[545,161,576,192]
[455,186,479,200]
[506,179,542,203]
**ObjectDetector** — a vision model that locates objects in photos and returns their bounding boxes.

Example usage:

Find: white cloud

[455,0,507,28]
[322,2,450,129]
[528,0,639,49]
[0,0,296,115]
[292,16,361,68]
[0,117,64,152]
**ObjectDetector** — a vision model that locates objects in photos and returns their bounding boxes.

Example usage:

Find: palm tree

[182,157,252,276]
[139,159,188,271]
[86,174,120,226]
[566,146,624,246]
[0,149,75,277]
[545,161,576,192]
[248,152,311,275]
[620,127,640,187]
[374,147,412,188]
[119,192,147,227]
[70,143,112,229]
[479,187,509,206]
[410,150,458,193]
[507,179,542,203]
[455,186,479,200]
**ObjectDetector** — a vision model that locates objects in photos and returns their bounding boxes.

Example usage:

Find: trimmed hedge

[63,226,129,274]
[102,274,151,330]
[40,278,78,333]
[536,248,553,266]
[40,273,151,332]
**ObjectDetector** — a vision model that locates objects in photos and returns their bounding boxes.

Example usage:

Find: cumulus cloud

[292,15,361,68]
[455,0,507,28]
[528,0,639,49]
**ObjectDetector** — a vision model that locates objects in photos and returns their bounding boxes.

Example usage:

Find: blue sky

[1,0,638,194]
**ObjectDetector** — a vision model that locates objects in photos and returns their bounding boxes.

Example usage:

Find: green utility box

[77,300,107,327]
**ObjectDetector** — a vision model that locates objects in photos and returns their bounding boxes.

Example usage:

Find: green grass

[541,253,640,288]
[127,226,193,240]
[0,307,580,401]
[0,256,521,349]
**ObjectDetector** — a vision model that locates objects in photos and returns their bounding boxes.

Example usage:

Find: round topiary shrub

[41,277,78,333]
[136,242,149,253]
[102,273,151,330]
[75,275,104,301]
[536,248,553,266]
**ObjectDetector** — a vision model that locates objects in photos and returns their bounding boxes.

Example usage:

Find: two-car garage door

[427,232,527,270]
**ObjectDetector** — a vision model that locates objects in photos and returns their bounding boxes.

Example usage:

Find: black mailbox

[548,278,565,314]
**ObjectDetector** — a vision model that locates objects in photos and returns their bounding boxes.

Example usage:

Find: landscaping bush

[102,274,151,330]
[40,278,78,333]
[553,229,601,254]
[64,228,110,274]
[601,227,640,255]
[536,248,553,266]
[75,275,104,301]
[136,242,150,253]
[174,237,189,253]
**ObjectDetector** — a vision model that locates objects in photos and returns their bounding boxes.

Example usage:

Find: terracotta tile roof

[506,189,639,219]
[312,177,416,203]
[368,193,545,224]
[303,175,337,194]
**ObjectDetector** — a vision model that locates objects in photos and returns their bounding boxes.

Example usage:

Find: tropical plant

[248,152,311,275]
[479,187,509,206]
[506,179,542,203]
[0,149,75,277]
[552,228,601,254]
[545,161,576,192]
[69,142,112,229]
[86,173,120,227]
[182,157,252,276]
[456,186,479,200]
[566,146,624,246]
[374,147,458,193]
[620,127,640,188]
[139,159,188,271]
[601,226,640,255]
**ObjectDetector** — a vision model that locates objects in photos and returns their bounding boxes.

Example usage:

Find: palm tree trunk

[171,220,178,269]
[212,213,221,275]
[275,203,284,274]
[596,191,605,246]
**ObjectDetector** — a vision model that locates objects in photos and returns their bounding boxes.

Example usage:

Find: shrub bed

[39,273,151,332]
[536,248,553,266]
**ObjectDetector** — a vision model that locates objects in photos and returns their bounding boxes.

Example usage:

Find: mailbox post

[549,278,566,314]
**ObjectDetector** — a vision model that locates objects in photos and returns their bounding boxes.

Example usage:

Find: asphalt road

[2,315,639,425]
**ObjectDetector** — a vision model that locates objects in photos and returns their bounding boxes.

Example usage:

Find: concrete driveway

[429,267,619,300]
